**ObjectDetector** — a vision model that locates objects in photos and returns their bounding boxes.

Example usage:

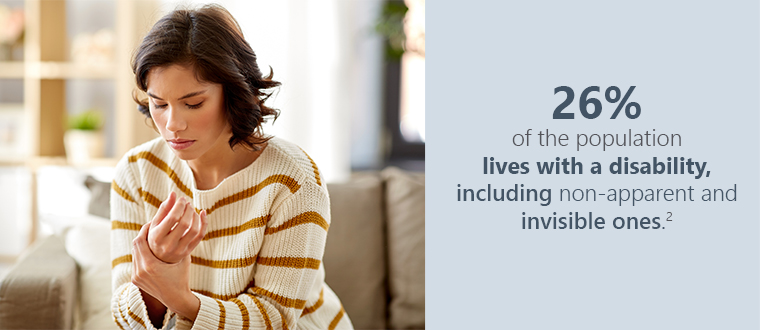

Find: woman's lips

[168,139,195,150]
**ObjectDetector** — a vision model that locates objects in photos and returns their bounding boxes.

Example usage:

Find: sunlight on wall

[400,52,425,143]
[399,0,425,143]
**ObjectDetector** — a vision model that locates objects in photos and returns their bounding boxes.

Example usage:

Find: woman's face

[146,64,230,161]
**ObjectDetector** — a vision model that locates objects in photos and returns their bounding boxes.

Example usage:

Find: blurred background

[0,0,424,269]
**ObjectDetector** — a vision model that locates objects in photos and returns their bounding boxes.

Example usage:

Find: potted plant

[64,109,104,165]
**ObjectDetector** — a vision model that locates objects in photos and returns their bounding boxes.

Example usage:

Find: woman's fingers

[132,223,150,284]
[133,223,168,289]
[131,246,141,286]
[135,223,155,257]
[183,208,200,237]
[153,191,177,225]
[150,191,176,229]
[182,209,209,249]
[193,210,209,247]
[200,210,208,238]
[166,201,194,243]
[144,196,205,263]
[154,196,189,238]
[135,221,150,241]
[178,210,200,248]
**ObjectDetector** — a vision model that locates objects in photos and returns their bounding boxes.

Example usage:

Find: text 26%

[553,86,641,119]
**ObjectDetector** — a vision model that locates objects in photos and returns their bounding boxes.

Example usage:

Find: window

[381,0,425,167]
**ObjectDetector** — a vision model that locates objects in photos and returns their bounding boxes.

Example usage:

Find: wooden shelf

[4,0,162,250]
[0,158,27,166]
[0,62,25,79]
[1,61,115,80]
[31,61,117,80]
[26,156,120,167]
[0,156,120,168]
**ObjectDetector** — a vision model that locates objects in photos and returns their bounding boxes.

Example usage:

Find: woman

[110,5,352,330]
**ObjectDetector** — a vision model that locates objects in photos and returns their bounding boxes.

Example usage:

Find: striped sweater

[110,136,352,330]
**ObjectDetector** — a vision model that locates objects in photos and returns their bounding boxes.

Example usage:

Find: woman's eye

[154,103,168,109]
[187,102,203,109]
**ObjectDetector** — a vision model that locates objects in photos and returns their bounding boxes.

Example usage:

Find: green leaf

[68,110,103,131]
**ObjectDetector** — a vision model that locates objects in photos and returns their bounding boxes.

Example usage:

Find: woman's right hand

[147,191,207,264]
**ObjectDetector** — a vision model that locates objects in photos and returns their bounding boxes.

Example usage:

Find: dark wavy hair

[132,4,280,150]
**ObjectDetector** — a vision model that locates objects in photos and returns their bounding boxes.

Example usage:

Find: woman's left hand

[148,192,207,264]
[132,222,200,319]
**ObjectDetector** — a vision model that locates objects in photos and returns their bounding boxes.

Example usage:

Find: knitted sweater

[110,137,352,330]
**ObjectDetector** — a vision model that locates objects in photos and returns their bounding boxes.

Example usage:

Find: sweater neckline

[178,137,277,194]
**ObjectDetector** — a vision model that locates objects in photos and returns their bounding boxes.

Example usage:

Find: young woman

[109,5,352,330]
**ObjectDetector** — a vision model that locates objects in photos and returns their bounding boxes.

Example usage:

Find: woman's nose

[165,106,187,132]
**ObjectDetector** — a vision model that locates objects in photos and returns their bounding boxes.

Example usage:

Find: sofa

[0,167,425,330]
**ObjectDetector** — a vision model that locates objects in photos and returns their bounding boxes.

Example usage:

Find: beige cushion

[382,167,425,329]
[324,173,387,330]
[64,215,119,330]
[0,235,78,330]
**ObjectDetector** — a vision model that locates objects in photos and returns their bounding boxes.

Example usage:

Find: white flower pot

[64,130,104,165]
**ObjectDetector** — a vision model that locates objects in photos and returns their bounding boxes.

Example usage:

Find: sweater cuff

[189,292,221,330]
[175,316,193,330]
[159,309,175,330]
[126,288,175,330]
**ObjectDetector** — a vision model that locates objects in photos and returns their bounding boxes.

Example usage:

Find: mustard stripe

[257,256,321,270]
[190,280,297,309]
[277,308,290,330]
[216,299,226,330]
[328,306,345,330]
[112,221,142,231]
[265,211,328,235]
[128,309,147,329]
[112,313,126,330]
[300,148,322,186]
[191,255,258,269]
[116,286,129,329]
[250,287,306,309]
[301,289,324,317]
[112,255,132,269]
[129,151,193,198]
[203,215,270,241]
[191,274,254,300]
[200,175,301,216]
[250,295,273,330]
[231,298,250,330]
[112,180,136,203]
[193,289,237,301]
[137,188,162,209]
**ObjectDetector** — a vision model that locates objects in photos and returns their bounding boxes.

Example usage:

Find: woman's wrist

[169,290,201,322]
[140,288,169,328]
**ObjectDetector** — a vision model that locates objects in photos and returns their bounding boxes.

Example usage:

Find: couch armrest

[0,235,78,330]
